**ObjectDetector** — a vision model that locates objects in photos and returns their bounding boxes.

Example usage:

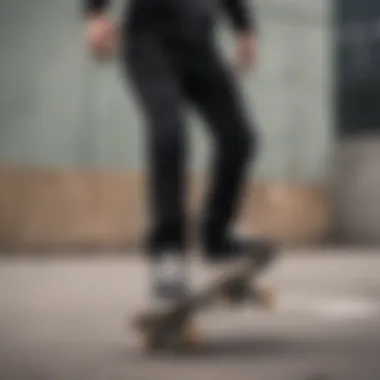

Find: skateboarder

[84,0,264,307]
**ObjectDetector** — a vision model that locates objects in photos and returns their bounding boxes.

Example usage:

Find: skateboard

[132,241,277,351]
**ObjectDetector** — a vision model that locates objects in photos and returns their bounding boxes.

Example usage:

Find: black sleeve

[83,0,110,14]
[221,0,257,32]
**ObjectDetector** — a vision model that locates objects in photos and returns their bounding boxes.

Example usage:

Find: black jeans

[124,33,257,258]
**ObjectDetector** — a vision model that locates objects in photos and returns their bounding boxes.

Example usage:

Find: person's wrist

[236,28,256,39]
[234,22,256,34]
[86,11,105,20]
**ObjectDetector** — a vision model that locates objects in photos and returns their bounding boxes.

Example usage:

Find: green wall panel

[0,0,333,182]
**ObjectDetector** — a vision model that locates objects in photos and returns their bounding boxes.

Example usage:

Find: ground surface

[0,249,380,380]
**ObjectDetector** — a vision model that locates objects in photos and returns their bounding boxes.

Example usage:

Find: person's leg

[184,43,258,260]
[124,35,189,300]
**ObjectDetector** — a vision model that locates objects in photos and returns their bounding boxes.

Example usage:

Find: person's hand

[235,31,259,75]
[85,13,118,61]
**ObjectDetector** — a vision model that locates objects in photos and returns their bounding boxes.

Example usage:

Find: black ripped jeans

[124,33,257,259]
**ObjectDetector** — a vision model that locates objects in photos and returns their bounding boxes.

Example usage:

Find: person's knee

[226,125,258,164]
[151,119,183,162]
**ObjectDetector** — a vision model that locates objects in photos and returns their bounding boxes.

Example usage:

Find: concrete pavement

[0,249,380,380]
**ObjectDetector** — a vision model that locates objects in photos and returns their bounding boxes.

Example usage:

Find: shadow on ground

[115,333,380,362]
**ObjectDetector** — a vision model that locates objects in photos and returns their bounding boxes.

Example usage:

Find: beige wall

[0,168,331,252]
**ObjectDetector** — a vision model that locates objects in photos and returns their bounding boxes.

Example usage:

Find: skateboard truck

[133,304,203,350]
[220,283,276,309]
[219,241,277,306]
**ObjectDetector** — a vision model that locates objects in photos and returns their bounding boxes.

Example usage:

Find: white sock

[151,252,187,285]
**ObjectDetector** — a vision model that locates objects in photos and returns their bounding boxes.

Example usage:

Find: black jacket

[84,0,256,35]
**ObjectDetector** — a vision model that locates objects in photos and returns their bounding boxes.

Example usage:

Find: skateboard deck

[132,242,277,351]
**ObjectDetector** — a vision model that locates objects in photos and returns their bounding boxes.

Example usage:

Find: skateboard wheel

[141,329,160,351]
[219,282,250,307]
[141,329,179,351]
[257,285,276,309]
[139,325,170,351]
[219,294,242,308]
[139,323,202,351]
[181,323,203,347]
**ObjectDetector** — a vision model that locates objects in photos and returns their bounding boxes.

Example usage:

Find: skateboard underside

[132,245,277,351]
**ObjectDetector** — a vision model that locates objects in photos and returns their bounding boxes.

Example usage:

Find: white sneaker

[150,252,189,310]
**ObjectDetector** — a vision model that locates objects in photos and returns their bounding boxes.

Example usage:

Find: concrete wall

[0,169,331,251]
[334,137,380,243]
